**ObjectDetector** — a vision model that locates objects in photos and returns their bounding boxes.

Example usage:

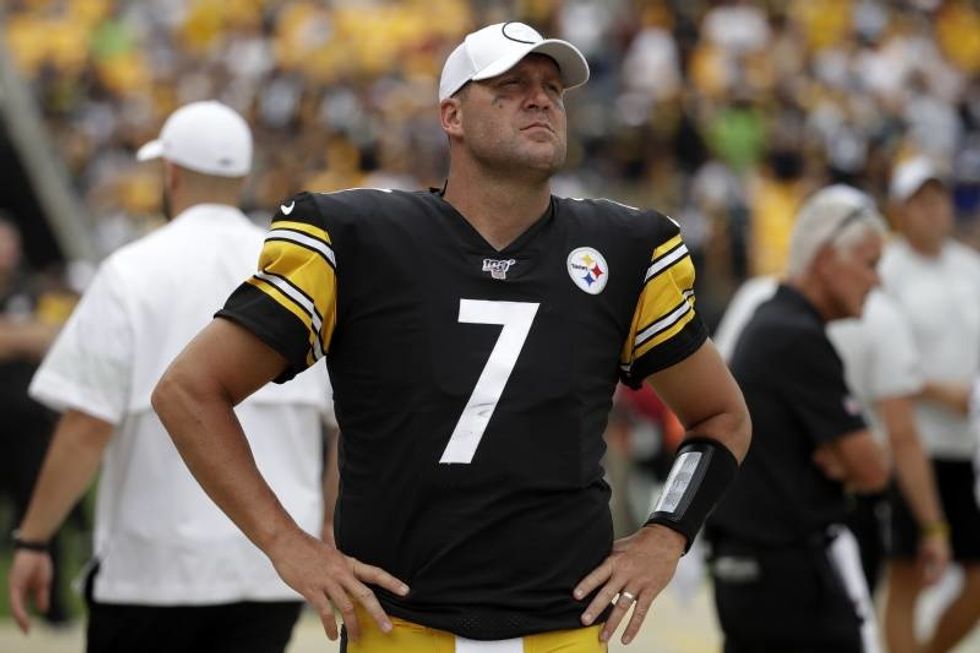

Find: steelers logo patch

[567,247,609,295]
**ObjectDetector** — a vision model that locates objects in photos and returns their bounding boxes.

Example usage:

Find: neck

[170,192,238,220]
[906,237,943,258]
[442,161,552,251]
[786,276,836,322]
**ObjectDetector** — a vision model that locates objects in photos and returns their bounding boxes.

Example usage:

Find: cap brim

[471,39,590,91]
[891,169,946,203]
[136,140,164,162]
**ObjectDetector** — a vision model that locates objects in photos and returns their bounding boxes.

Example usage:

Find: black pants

[710,536,864,653]
[84,568,303,653]
[845,491,889,592]
[890,458,980,561]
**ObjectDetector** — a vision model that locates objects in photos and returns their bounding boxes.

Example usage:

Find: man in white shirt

[879,156,980,653]
[8,101,333,653]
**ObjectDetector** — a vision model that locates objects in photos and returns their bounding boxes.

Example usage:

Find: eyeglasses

[825,205,872,245]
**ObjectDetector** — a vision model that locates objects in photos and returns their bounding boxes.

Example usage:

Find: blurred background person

[880,156,980,653]
[715,273,951,594]
[7,101,334,653]
[0,215,77,627]
[706,186,890,653]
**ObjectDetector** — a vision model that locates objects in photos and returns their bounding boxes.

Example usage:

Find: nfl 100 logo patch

[482,258,517,280]
[567,247,609,294]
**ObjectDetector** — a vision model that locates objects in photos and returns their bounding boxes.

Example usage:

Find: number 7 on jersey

[440,299,540,464]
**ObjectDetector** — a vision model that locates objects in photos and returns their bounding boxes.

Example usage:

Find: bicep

[876,394,919,447]
[645,339,750,460]
[165,317,290,405]
[60,408,115,445]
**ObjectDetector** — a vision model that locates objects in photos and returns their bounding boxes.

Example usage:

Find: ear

[440,98,464,138]
[809,242,837,279]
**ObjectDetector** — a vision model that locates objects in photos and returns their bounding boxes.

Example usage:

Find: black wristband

[12,530,50,553]
[644,437,739,553]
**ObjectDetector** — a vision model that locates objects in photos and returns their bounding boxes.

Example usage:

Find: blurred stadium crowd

[1,1,980,644]
[4,0,980,329]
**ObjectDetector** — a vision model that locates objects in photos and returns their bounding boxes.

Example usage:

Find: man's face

[901,181,952,252]
[454,54,567,178]
[824,231,883,320]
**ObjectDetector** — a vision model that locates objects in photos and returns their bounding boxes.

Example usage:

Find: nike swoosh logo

[280,201,295,215]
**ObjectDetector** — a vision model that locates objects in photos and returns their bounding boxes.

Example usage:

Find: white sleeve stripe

[644,243,689,282]
[634,301,692,349]
[254,271,324,360]
[266,229,337,268]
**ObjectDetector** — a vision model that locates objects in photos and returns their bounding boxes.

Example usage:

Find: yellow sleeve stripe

[633,277,690,331]
[621,248,698,366]
[266,229,336,269]
[635,307,697,360]
[650,234,683,261]
[644,242,688,283]
[246,276,319,358]
[246,238,338,359]
[248,272,326,359]
[634,298,692,348]
[271,220,332,245]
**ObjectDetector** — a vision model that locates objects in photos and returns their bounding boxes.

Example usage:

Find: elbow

[728,398,752,463]
[738,409,752,463]
[151,366,192,434]
[151,369,177,424]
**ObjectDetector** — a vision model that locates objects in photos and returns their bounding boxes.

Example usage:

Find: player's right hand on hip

[8,550,53,635]
[268,529,410,642]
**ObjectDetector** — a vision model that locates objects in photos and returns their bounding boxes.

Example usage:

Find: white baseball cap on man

[439,22,590,102]
[136,101,252,177]
[889,156,947,203]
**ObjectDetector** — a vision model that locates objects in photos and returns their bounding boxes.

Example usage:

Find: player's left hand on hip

[572,524,686,645]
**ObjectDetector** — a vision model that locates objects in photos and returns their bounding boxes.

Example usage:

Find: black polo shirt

[707,284,866,547]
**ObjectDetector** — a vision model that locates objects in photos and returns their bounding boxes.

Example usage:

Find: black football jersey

[218,188,707,639]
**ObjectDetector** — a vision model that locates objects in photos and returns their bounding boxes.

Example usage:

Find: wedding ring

[618,590,637,605]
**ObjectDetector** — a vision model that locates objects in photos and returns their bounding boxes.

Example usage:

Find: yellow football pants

[343,607,607,653]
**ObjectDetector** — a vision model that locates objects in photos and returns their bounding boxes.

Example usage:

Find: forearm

[153,372,300,554]
[647,341,752,463]
[681,408,751,463]
[17,410,111,541]
[0,320,59,362]
[321,426,339,544]
[891,432,945,529]
[879,395,945,528]
[919,381,971,415]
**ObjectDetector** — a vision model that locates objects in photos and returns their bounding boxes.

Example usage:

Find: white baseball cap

[439,22,590,102]
[136,100,252,177]
[890,156,946,203]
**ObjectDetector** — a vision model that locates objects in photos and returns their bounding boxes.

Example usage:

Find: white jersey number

[439,299,540,464]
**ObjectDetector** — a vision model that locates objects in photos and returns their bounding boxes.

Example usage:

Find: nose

[524,82,554,111]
